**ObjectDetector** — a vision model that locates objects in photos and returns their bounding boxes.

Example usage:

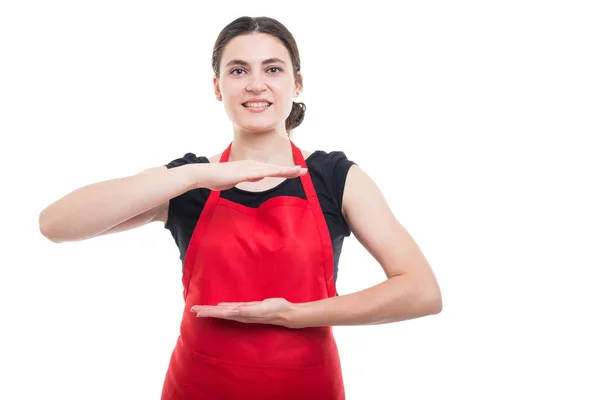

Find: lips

[242,101,272,108]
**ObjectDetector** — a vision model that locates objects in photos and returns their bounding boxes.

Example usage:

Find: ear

[294,72,303,98]
[213,76,222,101]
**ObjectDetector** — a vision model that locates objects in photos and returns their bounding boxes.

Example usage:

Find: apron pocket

[191,349,323,369]
[189,351,343,400]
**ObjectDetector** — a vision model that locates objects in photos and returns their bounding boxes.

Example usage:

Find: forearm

[39,164,197,242]
[292,273,442,328]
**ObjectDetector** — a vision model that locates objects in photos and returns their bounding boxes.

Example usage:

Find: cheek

[219,79,241,99]
[271,84,295,103]
[221,91,243,111]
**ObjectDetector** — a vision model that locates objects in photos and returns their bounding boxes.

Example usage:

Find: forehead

[221,33,290,66]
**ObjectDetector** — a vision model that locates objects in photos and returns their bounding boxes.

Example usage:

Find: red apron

[160,140,346,399]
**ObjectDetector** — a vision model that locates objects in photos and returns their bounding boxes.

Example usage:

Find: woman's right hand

[194,161,308,191]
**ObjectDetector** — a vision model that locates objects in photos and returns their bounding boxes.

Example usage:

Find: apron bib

[161,140,345,399]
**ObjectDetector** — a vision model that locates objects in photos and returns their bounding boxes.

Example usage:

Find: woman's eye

[230,67,281,75]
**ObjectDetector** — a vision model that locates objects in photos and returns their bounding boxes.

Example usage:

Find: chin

[237,119,279,133]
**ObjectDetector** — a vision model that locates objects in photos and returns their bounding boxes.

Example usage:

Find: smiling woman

[211,18,305,135]
[38,15,442,400]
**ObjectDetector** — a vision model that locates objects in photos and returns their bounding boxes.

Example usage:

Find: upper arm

[341,165,438,285]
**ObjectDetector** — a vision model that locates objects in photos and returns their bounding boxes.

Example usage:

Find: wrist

[183,164,207,190]
[285,302,310,329]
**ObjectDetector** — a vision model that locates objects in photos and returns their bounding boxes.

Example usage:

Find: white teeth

[244,102,271,108]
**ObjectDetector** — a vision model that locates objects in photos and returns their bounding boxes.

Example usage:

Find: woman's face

[214,33,302,133]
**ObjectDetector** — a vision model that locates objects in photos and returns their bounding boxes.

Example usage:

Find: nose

[246,74,267,93]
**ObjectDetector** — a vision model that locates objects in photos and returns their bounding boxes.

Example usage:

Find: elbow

[424,284,443,315]
[428,293,443,315]
[40,228,62,244]
[38,210,63,243]
[421,271,443,315]
[416,282,443,317]
[411,293,442,318]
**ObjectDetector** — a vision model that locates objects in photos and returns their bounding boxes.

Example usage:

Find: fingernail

[230,310,240,315]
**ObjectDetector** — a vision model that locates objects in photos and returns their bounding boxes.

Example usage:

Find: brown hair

[212,16,305,134]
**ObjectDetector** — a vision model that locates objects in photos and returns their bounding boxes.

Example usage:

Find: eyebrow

[225,58,287,68]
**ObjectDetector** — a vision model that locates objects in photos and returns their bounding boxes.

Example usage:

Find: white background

[1,1,599,399]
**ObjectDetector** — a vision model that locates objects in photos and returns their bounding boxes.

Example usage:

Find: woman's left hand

[190,298,299,328]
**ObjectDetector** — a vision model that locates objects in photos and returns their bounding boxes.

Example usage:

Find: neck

[229,125,294,165]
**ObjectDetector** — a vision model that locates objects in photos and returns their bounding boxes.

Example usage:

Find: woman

[39,16,442,400]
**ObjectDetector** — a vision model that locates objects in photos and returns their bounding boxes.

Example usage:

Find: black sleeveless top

[164,150,356,284]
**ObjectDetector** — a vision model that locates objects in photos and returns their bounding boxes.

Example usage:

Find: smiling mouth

[242,101,272,108]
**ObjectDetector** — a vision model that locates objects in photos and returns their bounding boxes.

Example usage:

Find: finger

[195,307,239,318]
[268,167,307,178]
[216,301,261,305]
[263,165,300,175]
[244,165,304,181]
[285,167,308,176]
[216,302,245,307]
[190,305,236,316]
[235,303,266,318]
[242,168,281,181]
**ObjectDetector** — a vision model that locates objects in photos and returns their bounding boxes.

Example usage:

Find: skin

[213,33,304,174]
[190,33,443,328]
